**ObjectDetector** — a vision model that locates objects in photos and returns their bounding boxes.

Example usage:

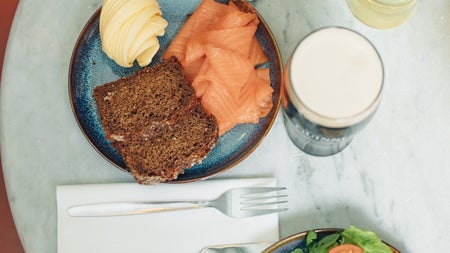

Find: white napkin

[57,178,280,253]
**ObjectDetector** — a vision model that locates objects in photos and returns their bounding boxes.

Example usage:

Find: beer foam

[287,27,383,128]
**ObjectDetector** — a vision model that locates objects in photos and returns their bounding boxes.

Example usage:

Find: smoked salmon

[163,0,273,135]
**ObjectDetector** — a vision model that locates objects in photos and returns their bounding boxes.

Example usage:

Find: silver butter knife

[199,243,272,253]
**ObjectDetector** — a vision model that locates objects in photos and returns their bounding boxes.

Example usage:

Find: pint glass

[282,27,384,156]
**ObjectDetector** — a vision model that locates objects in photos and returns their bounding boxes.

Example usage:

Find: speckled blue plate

[262,228,401,253]
[69,0,282,183]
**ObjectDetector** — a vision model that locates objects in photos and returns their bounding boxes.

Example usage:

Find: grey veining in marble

[2,0,450,252]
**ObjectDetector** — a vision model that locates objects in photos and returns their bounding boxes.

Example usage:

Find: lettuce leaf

[341,225,392,253]
[307,233,340,253]
[306,230,317,246]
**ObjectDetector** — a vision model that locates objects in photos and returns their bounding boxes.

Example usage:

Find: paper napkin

[57,178,280,253]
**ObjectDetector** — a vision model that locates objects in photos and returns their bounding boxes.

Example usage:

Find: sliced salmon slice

[162,0,234,61]
[163,0,273,135]
[218,4,259,28]
[191,59,212,97]
[182,56,205,82]
[237,71,273,121]
[185,26,256,64]
[256,67,270,83]
[201,78,241,135]
[204,45,253,96]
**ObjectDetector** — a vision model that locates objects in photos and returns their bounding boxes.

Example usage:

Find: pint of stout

[282,27,384,156]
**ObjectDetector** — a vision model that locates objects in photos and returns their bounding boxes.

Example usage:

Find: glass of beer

[346,0,417,29]
[282,27,383,156]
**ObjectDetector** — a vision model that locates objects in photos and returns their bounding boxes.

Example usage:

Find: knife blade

[199,242,272,253]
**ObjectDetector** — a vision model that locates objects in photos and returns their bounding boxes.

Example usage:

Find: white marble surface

[1,0,450,252]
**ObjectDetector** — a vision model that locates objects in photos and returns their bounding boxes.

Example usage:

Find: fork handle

[67,201,207,217]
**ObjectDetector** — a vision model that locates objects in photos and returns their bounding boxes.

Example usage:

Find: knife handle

[67,201,207,217]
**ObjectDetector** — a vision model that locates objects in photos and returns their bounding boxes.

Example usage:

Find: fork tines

[239,187,288,213]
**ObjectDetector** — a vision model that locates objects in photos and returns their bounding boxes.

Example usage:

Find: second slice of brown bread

[115,103,218,184]
[93,57,219,184]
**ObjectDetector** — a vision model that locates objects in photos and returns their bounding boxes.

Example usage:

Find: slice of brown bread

[93,56,219,184]
[115,103,218,184]
[93,56,197,142]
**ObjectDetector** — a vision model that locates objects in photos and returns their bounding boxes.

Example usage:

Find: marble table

[2,0,449,252]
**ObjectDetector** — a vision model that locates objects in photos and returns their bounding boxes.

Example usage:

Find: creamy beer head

[287,27,383,128]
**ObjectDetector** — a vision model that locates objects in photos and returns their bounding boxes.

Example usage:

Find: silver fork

[68,187,288,218]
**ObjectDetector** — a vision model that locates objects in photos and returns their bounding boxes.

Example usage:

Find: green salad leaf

[307,233,339,253]
[341,225,392,253]
[306,230,317,246]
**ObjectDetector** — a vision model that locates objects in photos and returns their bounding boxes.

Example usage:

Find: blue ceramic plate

[69,0,282,183]
[262,228,401,253]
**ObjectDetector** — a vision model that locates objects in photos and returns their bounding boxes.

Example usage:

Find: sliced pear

[136,42,160,67]
[99,0,167,67]
[128,15,167,63]
[103,0,151,52]
[100,0,128,38]
[120,6,160,65]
